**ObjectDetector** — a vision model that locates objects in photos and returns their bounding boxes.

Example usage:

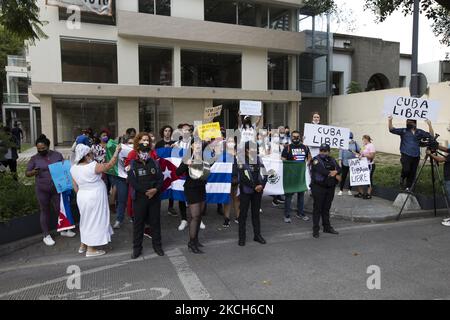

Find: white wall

[332,53,352,94]
[117,0,138,12]
[242,49,267,91]
[419,61,440,84]
[172,0,204,20]
[399,57,411,88]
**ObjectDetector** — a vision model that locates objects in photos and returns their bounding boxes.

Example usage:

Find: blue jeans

[445,181,450,204]
[284,192,305,218]
[114,176,128,223]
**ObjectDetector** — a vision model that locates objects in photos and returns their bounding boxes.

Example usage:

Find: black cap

[319,143,330,152]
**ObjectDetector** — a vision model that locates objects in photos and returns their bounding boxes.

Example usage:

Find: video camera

[419,133,440,153]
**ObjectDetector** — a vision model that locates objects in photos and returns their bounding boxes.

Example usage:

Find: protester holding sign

[338,132,361,196]
[238,111,262,145]
[309,112,322,158]
[354,136,376,200]
[26,135,74,246]
[388,116,434,189]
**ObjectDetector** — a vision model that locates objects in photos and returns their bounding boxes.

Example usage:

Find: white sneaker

[260,208,263,214]
[178,220,188,231]
[60,230,76,238]
[443,217,450,223]
[113,221,121,229]
[200,221,206,230]
[442,221,450,227]
[337,191,343,196]
[347,190,353,196]
[43,235,55,246]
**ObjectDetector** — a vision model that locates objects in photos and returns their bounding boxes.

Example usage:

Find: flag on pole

[57,190,75,232]
[262,157,308,196]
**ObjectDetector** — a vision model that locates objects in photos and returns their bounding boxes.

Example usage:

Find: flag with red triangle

[57,190,75,232]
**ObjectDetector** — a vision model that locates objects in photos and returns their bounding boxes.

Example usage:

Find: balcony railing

[3,93,29,104]
[7,56,27,68]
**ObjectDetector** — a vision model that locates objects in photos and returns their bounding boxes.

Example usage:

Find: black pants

[239,192,262,240]
[339,165,351,191]
[1,159,17,180]
[133,194,162,252]
[400,154,420,188]
[311,184,334,233]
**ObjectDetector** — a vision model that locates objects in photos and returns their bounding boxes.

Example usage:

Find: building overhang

[31,82,302,102]
[117,10,306,55]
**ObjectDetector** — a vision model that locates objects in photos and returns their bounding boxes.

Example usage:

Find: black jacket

[127,158,163,197]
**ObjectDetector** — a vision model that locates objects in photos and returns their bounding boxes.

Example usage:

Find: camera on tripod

[419,134,440,153]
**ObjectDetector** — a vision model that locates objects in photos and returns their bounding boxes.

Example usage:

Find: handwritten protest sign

[198,122,222,140]
[204,105,222,122]
[383,95,440,122]
[349,157,371,187]
[46,0,113,16]
[48,160,73,193]
[303,124,350,150]
[240,100,262,116]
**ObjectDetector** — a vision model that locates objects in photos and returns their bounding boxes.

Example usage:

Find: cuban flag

[57,190,75,232]
[156,147,233,204]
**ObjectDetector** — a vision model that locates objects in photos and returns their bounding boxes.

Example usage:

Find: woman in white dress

[71,144,121,257]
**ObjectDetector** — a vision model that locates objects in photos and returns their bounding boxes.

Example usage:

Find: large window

[54,98,117,146]
[204,0,290,31]
[139,0,171,16]
[264,103,288,128]
[139,98,173,134]
[61,38,118,83]
[58,0,116,25]
[268,53,289,90]
[181,50,241,88]
[139,46,173,85]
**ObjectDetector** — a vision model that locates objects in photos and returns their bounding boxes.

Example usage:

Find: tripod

[396,150,450,221]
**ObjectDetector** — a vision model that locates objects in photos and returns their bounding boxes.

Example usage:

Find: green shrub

[0,173,39,223]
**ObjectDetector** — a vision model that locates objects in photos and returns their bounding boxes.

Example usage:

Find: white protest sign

[204,105,222,122]
[349,157,371,187]
[46,0,113,15]
[303,123,350,150]
[383,95,440,122]
[240,100,262,116]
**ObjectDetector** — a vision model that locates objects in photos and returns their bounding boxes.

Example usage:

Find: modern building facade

[29,0,334,147]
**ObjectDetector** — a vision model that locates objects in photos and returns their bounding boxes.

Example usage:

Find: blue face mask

[319,153,327,159]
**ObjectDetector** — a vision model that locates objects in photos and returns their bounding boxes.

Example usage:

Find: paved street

[0,197,450,300]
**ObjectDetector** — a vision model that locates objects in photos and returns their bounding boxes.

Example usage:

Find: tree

[346,81,363,94]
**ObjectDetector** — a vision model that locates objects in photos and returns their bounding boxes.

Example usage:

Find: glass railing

[7,56,27,68]
[3,93,29,104]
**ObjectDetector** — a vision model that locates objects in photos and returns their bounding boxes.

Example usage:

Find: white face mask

[227,142,235,149]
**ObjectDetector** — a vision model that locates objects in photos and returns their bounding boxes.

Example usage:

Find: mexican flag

[105,139,133,178]
[262,157,308,195]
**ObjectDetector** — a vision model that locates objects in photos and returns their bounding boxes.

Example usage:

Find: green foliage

[346,81,363,94]
[0,173,39,223]
[303,0,337,15]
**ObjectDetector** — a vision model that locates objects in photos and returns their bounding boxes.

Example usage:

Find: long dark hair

[35,134,50,147]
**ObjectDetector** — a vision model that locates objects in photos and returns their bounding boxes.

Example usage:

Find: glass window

[139,98,173,134]
[139,0,171,16]
[181,50,241,88]
[238,2,256,26]
[263,102,288,128]
[139,46,173,86]
[61,39,118,84]
[212,100,239,129]
[54,98,117,146]
[269,7,291,31]
[58,1,116,26]
[204,0,237,24]
[268,53,289,90]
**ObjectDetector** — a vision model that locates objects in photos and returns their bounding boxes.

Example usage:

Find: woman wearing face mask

[70,143,120,257]
[221,136,240,228]
[354,135,376,200]
[26,135,73,246]
[127,133,164,259]
[308,112,322,159]
[238,111,262,145]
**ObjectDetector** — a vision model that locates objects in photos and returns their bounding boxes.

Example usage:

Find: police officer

[127,133,164,259]
[310,143,341,238]
[237,141,268,246]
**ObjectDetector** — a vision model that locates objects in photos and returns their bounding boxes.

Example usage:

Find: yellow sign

[198,122,222,140]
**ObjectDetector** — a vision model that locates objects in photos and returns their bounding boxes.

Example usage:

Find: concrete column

[174,46,181,87]
[242,49,267,91]
[288,101,299,131]
[118,38,139,85]
[289,55,297,91]
[117,98,139,136]
[39,95,55,149]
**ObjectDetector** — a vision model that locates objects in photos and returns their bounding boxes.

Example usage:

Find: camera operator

[388,116,434,190]
[426,145,450,226]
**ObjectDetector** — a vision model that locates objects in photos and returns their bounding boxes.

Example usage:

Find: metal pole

[410,0,420,97]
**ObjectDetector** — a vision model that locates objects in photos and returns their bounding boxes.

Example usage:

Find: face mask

[280,134,285,138]
[292,138,300,145]
[139,143,151,152]
[38,150,48,156]
[101,136,109,143]
[407,124,416,130]
[319,153,327,158]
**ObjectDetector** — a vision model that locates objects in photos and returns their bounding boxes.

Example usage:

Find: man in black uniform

[310,143,341,238]
[127,145,164,258]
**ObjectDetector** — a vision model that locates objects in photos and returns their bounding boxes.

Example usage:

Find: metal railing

[3,93,29,104]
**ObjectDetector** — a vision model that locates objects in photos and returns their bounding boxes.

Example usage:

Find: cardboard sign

[383,95,440,122]
[349,157,371,187]
[198,122,222,140]
[303,123,350,150]
[48,160,73,193]
[204,105,222,122]
[240,100,262,116]
[46,0,113,16]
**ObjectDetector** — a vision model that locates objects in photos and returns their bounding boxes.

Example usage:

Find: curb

[330,208,449,223]
[0,231,58,258]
